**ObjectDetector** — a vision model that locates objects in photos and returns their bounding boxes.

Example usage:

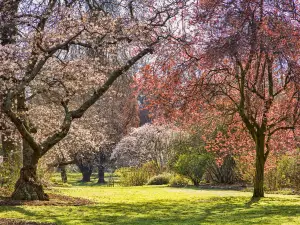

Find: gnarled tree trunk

[11,140,48,200]
[1,0,46,201]
[11,92,48,201]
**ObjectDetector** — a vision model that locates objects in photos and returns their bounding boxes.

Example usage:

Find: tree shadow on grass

[0,206,60,224]
[0,196,299,225]
[245,197,261,208]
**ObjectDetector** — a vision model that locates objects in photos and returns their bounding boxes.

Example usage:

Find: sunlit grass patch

[0,174,299,225]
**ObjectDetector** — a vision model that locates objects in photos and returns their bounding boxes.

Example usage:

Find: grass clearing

[0,174,299,225]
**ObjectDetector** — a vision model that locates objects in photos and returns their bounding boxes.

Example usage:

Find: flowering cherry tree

[0,0,186,200]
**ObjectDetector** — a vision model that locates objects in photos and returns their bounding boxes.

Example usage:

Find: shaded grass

[0,174,299,225]
[50,173,119,187]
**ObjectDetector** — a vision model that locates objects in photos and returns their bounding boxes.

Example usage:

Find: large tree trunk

[97,165,105,184]
[0,0,20,45]
[253,135,266,198]
[11,92,48,201]
[11,140,48,200]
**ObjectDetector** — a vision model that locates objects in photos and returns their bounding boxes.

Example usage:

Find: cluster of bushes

[147,173,189,187]
[112,127,300,193]
[116,167,190,187]
[115,152,300,193]
[115,153,208,187]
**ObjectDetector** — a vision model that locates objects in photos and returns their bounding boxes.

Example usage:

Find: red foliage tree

[137,0,300,197]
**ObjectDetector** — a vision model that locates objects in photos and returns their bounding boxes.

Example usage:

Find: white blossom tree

[111,124,178,171]
[0,0,186,200]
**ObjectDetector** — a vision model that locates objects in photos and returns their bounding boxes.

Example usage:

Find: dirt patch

[0,219,56,225]
[0,193,93,206]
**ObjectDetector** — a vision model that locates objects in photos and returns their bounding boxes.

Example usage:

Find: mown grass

[0,173,299,225]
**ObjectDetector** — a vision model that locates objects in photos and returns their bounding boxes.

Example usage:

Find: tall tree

[1,0,186,200]
[138,0,300,197]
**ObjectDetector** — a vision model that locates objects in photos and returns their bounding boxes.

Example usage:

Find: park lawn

[0,175,299,225]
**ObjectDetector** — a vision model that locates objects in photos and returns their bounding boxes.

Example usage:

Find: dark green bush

[147,173,171,185]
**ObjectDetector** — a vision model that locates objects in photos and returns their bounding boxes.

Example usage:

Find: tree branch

[39,45,156,155]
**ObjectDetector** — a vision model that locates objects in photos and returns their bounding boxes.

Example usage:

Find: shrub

[142,161,162,177]
[116,167,148,186]
[115,160,171,187]
[265,154,300,192]
[174,153,212,186]
[169,174,189,187]
[147,173,171,185]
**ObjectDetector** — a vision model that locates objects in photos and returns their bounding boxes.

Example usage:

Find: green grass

[0,173,299,225]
